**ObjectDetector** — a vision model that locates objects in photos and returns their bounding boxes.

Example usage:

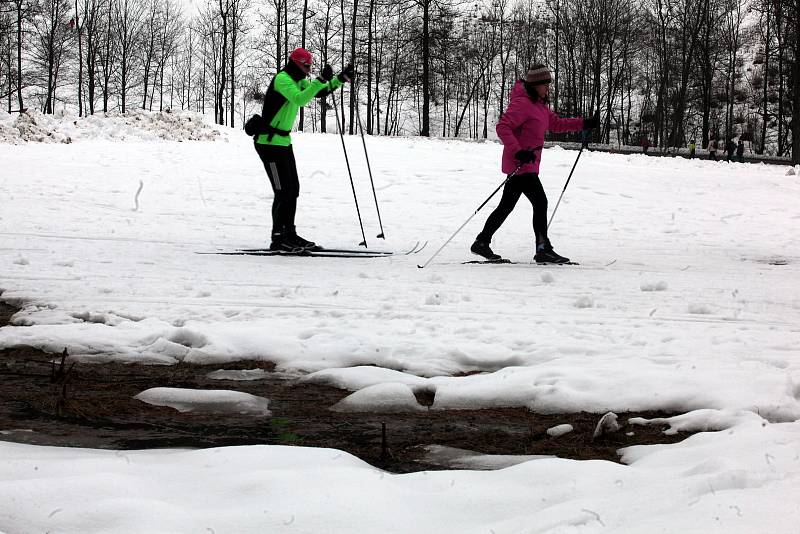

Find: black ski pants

[477,172,549,246]
[254,143,300,236]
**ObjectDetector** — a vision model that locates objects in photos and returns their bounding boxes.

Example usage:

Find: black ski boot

[286,233,317,251]
[470,239,502,261]
[534,242,570,264]
[269,232,301,253]
[284,226,317,251]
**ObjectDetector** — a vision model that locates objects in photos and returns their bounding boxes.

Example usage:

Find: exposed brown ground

[0,301,689,473]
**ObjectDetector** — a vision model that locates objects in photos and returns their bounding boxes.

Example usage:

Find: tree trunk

[85,0,97,115]
[299,0,308,130]
[275,0,281,68]
[101,2,112,112]
[75,0,84,116]
[776,0,784,155]
[420,0,430,136]
[793,0,800,163]
[218,0,228,125]
[348,0,358,134]
[16,0,23,111]
[230,0,238,127]
[759,1,770,155]
[554,0,560,112]
[6,35,11,112]
[339,0,346,132]
[366,0,374,134]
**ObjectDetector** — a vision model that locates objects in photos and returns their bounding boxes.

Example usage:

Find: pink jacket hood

[496,80,584,174]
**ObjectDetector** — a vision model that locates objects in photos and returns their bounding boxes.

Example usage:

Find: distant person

[736,139,745,163]
[688,139,696,158]
[250,48,354,252]
[707,138,717,161]
[726,138,736,162]
[641,138,650,154]
[470,64,599,264]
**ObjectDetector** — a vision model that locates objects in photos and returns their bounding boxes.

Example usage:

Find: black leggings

[477,173,549,245]
[254,143,300,235]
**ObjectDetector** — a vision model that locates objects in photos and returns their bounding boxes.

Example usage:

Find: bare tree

[308,0,338,132]
[696,0,723,149]
[452,15,498,137]
[80,0,105,114]
[227,0,249,125]
[265,0,285,69]
[195,0,248,126]
[666,0,708,148]
[154,0,183,111]
[10,0,33,112]
[114,0,144,112]
[97,0,115,111]
[720,0,744,140]
[791,0,799,163]
[417,0,431,135]
[73,0,84,114]
[215,0,229,124]
[140,0,158,109]
[196,0,221,119]
[0,1,14,112]
[30,0,74,113]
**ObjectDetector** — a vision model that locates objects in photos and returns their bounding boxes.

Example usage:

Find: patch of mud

[0,301,15,325]
[0,301,691,473]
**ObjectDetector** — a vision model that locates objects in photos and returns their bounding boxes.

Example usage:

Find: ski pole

[332,91,368,248]
[417,162,526,269]
[547,130,588,230]
[355,106,385,239]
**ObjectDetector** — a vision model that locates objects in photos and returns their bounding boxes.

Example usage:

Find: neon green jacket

[255,71,344,146]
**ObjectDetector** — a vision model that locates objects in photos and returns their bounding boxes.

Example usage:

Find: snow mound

[546,423,574,437]
[0,109,221,144]
[628,409,764,435]
[302,366,429,391]
[134,387,271,416]
[331,382,427,413]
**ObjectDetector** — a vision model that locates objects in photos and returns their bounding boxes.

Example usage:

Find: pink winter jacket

[496,80,584,174]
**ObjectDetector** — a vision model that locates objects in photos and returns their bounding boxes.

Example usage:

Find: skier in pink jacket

[471,64,599,263]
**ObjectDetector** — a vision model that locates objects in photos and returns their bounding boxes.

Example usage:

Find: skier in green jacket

[254,47,354,252]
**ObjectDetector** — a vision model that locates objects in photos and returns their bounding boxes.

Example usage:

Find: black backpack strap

[264,125,291,138]
[261,74,288,141]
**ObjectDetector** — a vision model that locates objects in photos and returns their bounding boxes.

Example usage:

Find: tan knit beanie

[526,65,552,86]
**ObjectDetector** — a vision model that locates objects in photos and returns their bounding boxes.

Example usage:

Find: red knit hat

[289,48,313,69]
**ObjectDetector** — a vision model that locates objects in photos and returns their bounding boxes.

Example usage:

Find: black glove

[515,149,537,164]
[318,64,334,82]
[337,63,355,83]
[583,114,600,130]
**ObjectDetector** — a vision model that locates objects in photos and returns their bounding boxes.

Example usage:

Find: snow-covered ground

[1,112,799,532]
